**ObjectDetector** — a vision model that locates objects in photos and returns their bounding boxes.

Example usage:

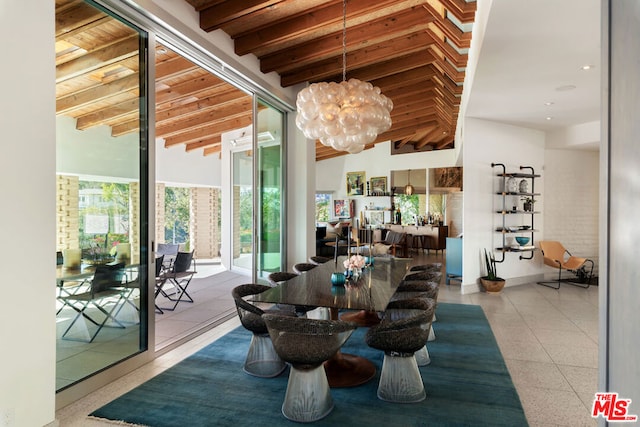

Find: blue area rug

[90,303,527,426]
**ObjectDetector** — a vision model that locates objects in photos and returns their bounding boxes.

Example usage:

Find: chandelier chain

[342,0,347,82]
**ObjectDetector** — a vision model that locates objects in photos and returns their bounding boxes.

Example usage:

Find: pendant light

[295,0,393,154]
[405,169,414,195]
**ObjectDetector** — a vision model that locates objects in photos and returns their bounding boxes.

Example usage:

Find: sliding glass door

[232,149,254,271]
[256,100,285,281]
[55,0,148,391]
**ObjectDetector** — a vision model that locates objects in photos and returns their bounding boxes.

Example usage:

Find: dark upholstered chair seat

[366,309,433,355]
[309,256,332,265]
[403,270,442,283]
[267,271,298,286]
[293,262,317,274]
[409,263,442,272]
[395,280,439,299]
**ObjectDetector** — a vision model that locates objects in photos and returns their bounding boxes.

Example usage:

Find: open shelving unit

[491,163,540,262]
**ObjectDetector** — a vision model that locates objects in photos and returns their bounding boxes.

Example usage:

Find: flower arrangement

[343,254,366,271]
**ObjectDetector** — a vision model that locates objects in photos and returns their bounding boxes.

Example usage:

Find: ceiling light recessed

[555,85,576,92]
[545,117,553,121]
[544,101,554,106]
[581,64,594,71]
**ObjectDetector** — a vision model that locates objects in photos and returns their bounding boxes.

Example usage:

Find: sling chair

[537,240,594,289]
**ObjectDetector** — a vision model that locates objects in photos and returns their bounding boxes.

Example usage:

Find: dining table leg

[324,308,376,387]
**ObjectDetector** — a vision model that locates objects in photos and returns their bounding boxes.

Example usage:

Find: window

[315,193,331,222]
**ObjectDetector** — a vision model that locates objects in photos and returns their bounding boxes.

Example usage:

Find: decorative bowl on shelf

[515,236,530,246]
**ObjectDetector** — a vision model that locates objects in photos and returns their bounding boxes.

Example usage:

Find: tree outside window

[165,187,190,246]
[315,193,331,222]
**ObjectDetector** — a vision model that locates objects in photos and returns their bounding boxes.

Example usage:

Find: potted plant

[521,196,535,212]
[481,249,506,293]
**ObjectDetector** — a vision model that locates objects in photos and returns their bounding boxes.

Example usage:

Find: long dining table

[253,256,412,387]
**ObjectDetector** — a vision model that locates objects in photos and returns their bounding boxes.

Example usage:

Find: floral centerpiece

[343,254,366,279]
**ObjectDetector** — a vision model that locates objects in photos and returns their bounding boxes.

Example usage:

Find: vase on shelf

[519,179,528,193]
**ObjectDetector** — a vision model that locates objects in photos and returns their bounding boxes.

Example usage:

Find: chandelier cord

[342,0,347,82]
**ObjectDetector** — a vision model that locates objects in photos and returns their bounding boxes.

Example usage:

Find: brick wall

[190,187,220,258]
[543,149,599,275]
[155,183,165,244]
[56,175,79,251]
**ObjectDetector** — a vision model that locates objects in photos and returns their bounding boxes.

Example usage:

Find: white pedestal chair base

[428,325,436,341]
[305,307,330,320]
[414,345,430,366]
[282,365,334,423]
[244,333,287,378]
[377,354,426,403]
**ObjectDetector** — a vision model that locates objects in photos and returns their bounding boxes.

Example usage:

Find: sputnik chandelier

[295,0,393,154]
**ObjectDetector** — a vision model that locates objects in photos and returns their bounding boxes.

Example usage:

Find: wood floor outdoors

[55,251,599,427]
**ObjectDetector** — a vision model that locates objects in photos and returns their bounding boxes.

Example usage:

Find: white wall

[543,148,599,275]
[315,141,460,215]
[0,1,56,426]
[462,118,546,294]
[156,138,221,187]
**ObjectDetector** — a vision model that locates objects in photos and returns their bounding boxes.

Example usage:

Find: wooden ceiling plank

[156,91,250,124]
[426,13,471,50]
[435,134,455,149]
[155,75,228,104]
[56,36,139,83]
[185,135,222,152]
[203,145,223,156]
[199,0,282,31]
[213,0,336,37]
[184,0,227,12]
[375,120,439,143]
[56,73,139,114]
[156,98,252,138]
[75,98,139,130]
[280,31,436,87]
[260,7,434,74]
[163,114,253,146]
[111,119,139,137]
[441,0,477,24]
[156,56,201,80]
[233,0,431,57]
[56,15,111,42]
[56,2,106,38]
[329,50,437,87]
[415,126,446,148]
[371,64,437,92]
[427,28,468,68]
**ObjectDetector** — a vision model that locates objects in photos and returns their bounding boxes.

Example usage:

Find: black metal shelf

[491,163,539,262]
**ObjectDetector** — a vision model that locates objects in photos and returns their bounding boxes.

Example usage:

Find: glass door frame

[254,97,287,283]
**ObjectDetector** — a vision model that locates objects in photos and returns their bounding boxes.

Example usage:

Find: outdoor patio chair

[59,263,126,343]
[157,243,179,269]
[157,250,196,311]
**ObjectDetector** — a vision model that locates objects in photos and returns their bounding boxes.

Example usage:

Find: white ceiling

[465,0,601,149]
